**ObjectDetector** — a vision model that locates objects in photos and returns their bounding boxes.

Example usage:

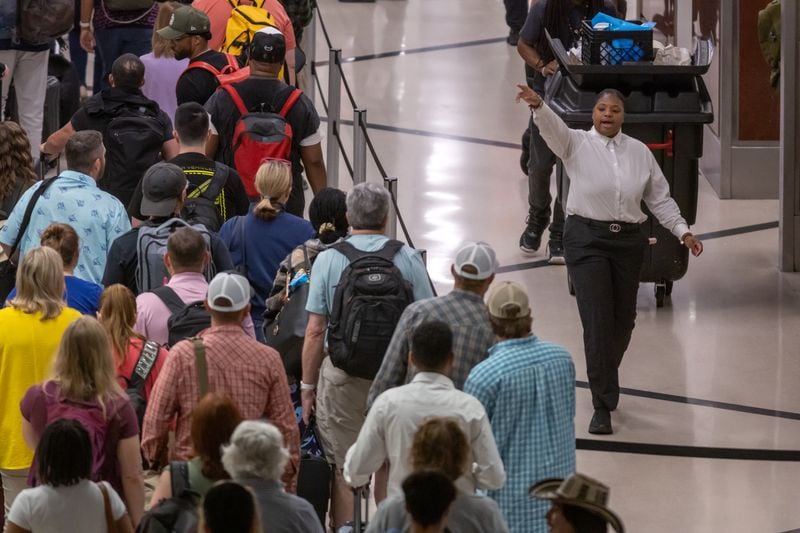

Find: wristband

[300,381,316,391]
[80,22,91,29]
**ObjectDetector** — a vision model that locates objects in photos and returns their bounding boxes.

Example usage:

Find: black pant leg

[527,116,557,232]
[564,218,618,410]
[609,234,647,369]
[503,0,529,31]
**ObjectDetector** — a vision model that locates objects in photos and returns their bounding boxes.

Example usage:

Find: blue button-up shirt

[465,335,576,533]
[0,170,131,283]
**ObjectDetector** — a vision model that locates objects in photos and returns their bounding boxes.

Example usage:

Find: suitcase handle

[646,129,674,157]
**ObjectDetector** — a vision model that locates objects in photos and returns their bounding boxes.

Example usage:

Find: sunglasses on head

[261,157,292,167]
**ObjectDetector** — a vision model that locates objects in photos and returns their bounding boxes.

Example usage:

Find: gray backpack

[135,218,216,293]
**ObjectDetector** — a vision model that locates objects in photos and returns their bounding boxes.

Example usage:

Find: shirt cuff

[673,222,690,241]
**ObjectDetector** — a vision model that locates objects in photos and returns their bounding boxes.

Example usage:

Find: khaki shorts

[315,356,372,467]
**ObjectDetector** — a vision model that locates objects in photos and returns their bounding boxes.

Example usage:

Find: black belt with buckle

[571,215,641,233]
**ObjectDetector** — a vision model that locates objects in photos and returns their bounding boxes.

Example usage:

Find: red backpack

[184,53,250,86]
[223,84,303,197]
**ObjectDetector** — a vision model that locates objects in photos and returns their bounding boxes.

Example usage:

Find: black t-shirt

[127,152,250,221]
[176,50,236,106]
[520,0,617,93]
[205,77,321,216]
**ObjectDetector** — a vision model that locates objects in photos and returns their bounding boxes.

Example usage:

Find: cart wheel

[568,274,576,296]
[655,284,666,308]
[665,281,673,296]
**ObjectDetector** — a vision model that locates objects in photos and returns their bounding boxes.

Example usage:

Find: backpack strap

[183,61,222,77]
[331,239,404,263]
[222,84,249,116]
[169,461,190,497]
[97,483,115,532]
[279,89,303,118]
[192,337,209,399]
[151,286,186,315]
[224,53,240,72]
[127,340,160,391]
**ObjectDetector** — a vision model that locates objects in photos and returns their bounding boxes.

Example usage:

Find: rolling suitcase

[352,484,370,533]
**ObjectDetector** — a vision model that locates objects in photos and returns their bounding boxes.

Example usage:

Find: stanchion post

[384,177,398,240]
[326,48,341,188]
[306,4,317,108]
[353,109,367,184]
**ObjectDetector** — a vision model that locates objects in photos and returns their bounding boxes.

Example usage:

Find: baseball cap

[140,163,187,217]
[249,27,286,64]
[486,281,531,319]
[207,272,252,312]
[157,6,211,40]
[453,241,498,280]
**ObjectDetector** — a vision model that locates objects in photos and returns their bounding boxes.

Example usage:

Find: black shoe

[519,224,542,255]
[588,408,613,434]
[507,29,520,46]
[547,239,565,265]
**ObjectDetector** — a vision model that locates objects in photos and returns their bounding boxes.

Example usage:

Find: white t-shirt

[8,480,127,532]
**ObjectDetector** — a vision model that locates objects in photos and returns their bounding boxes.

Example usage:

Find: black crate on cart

[545,33,713,307]
[580,20,654,65]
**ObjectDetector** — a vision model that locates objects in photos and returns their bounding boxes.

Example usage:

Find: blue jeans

[94,26,152,90]
[68,29,102,91]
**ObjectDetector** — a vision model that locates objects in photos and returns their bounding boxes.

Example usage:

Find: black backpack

[138,461,199,533]
[327,240,414,380]
[122,340,160,430]
[101,108,166,207]
[151,286,211,348]
[181,163,229,233]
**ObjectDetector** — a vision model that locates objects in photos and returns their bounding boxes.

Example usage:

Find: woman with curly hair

[0,122,37,254]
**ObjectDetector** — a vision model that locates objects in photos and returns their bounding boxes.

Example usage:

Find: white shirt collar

[590,127,623,147]
[411,371,455,388]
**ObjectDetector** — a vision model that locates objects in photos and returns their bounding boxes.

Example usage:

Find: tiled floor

[308,0,800,531]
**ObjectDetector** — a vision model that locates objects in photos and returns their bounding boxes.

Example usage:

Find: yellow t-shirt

[0,306,82,470]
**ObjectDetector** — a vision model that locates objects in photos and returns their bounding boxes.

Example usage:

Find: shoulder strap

[204,163,230,200]
[222,84,249,116]
[151,286,186,314]
[330,240,365,263]
[7,176,59,260]
[192,337,209,399]
[97,483,115,532]
[224,53,240,72]
[278,89,303,118]
[374,239,405,261]
[169,461,190,497]
[127,340,161,391]
[184,61,222,77]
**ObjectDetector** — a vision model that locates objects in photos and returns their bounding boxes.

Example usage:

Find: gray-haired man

[300,182,433,530]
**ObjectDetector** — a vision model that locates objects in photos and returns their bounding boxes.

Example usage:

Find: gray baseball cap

[140,162,187,217]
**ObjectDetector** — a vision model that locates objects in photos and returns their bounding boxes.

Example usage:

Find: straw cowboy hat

[530,473,625,533]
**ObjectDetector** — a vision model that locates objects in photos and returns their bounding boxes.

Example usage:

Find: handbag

[98,482,126,533]
[0,176,58,303]
[263,245,311,379]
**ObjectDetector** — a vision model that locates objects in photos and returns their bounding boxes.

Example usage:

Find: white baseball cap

[206,272,252,312]
[453,241,499,280]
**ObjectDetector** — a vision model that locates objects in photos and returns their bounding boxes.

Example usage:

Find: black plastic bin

[545,34,714,307]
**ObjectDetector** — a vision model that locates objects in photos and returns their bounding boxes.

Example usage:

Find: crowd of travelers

[0,0,635,532]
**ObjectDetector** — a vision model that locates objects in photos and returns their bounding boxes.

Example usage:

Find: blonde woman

[98,284,168,403]
[219,160,314,338]
[19,317,145,527]
[139,1,189,121]
[0,247,81,515]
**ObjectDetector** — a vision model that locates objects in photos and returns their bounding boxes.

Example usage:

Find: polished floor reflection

[309,1,800,531]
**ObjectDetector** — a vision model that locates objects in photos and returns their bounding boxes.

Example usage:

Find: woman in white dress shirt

[516,84,703,435]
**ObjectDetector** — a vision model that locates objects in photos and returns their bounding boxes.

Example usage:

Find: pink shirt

[193,0,297,53]
[135,272,256,345]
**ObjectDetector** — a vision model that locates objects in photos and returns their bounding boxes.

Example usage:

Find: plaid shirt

[464,336,576,533]
[367,289,495,408]
[141,325,300,492]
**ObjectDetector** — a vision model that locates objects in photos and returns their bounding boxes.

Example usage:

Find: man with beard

[159,5,240,107]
